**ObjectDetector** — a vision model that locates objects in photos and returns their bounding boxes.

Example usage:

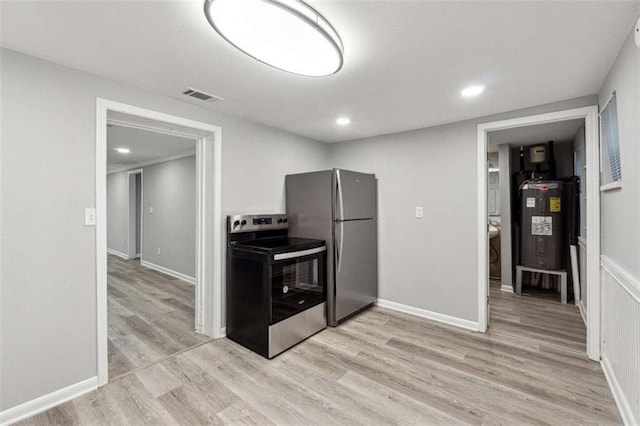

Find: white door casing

[477,106,600,361]
[96,98,223,386]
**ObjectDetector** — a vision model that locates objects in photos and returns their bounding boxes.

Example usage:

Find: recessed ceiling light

[203,0,344,77]
[461,85,485,97]
[115,147,130,154]
[336,117,351,126]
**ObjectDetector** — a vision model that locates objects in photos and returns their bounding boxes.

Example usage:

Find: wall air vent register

[182,87,224,102]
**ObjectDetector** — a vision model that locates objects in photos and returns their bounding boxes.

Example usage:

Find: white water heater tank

[530,145,547,164]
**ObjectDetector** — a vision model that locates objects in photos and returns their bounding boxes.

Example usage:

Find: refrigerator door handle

[336,220,344,272]
[336,169,345,221]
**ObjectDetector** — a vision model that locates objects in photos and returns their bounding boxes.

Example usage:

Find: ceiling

[487,119,584,152]
[2,1,638,143]
[107,125,196,172]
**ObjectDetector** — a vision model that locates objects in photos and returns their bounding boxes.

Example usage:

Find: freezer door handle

[336,169,345,221]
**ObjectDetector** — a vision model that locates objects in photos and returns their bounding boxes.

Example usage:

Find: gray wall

[142,156,196,278]
[0,49,330,411]
[106,172,129,254]
[597,27,639,279]
[329,96,597,323]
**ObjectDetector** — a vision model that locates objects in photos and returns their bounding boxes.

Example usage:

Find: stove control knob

[241,220,247,226]
[233,220,240,228]
[283,218,288,223]
[277,219,283,224]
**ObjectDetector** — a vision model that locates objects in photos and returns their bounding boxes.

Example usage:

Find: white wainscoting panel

[600,255,640,425]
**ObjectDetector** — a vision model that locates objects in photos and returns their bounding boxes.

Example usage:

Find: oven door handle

[273,246,326,261]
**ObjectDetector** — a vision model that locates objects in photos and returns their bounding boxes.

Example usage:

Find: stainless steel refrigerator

[286,169,377,326]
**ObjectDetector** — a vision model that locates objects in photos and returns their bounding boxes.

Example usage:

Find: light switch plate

[415,206,424,219]
[85,208,96,226]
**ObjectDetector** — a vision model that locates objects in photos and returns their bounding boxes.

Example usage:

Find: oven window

[271,256,324,324]
[281,260,318,294]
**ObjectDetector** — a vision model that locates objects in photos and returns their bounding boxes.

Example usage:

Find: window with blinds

[600,92,622,189]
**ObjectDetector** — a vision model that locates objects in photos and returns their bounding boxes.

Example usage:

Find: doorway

[107,125,205,379]
[477,106,600,361]
[96,99,223,386]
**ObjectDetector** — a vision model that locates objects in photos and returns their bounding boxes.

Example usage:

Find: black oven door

[270,247,326,324]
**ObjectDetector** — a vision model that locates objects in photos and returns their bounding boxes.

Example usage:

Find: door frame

[477,105,600,360]
[127,169,143,260]
[96,98,223,386]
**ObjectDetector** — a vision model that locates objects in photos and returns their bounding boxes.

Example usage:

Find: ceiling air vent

[182,87,224,102]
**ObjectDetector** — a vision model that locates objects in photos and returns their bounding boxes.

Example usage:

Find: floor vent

[182,87,224,102]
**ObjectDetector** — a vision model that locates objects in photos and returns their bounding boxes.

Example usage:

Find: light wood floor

[21,281,620,425]
[107,255,209,379]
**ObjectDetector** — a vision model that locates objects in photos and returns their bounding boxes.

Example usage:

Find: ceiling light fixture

[115,147,130,154]
[461,85,485,97]
[203,0,344,77]
[336,117,350,126]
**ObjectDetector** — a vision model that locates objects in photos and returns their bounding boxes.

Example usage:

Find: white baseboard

[106,248,128,260]
[0,377,97,426]
[140,260,195,285]
[220,327,227,337]
[376,298,479,332]
[500,284,514,293]
[601,355,635,426]
[578,300,587,326]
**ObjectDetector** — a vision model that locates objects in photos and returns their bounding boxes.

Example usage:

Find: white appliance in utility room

[286,169,378,327]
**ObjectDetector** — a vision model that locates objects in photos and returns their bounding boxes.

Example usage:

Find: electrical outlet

[157,247,161,255]
[149,206,154,214]
[415,206,424,219]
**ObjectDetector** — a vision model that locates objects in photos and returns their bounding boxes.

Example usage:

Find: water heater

[520,181,563,270]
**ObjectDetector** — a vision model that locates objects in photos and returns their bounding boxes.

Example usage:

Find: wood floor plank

[134,363,186,398]
[101,374,176,425]
[71,386,130,425]
[338,370,465,425]
[106,255,208,378]
[216,402,274,425]
[108,338,136,378]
